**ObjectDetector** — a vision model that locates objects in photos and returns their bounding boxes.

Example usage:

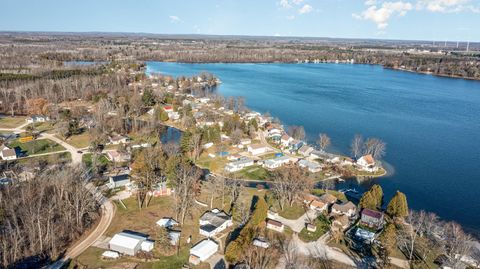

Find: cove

[146,62,480,236]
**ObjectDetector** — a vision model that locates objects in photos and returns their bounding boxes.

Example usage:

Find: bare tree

[317,133,331,152]
[172,159,201,224]
[351,134,363,158]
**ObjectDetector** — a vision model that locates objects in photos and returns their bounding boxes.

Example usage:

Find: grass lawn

[196,155,228,173]
[16,152,71,165]
[82,153,110,168]
[235,165,269,181]
[0,116,26,128]
[65,132,91,148]
[311,189,348,202]
[9,138,65,155]
[277,203,306,219]
[26,122,55,133]
[298,215,331,242]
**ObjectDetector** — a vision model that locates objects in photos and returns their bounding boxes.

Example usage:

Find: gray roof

[200,209,231,228]
[332,201,356,213]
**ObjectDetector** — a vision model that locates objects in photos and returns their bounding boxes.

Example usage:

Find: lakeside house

[280,134,293,147]
[357,154,378,172]
[360,208,384,230]
[319,193,338,205]
[0,145,17,161]
[199,209,233,237]
[298,159,322,173]
[263,156,295,169]
[331,215,350,232]
[331,201,357,218]
[189,239,219,265]
[108,231,154,256]
[225,157,254,173]
[108,173,130,189]
[26,115,50,124]
[289,140,304,152]
[298,145,314,157]
[309,199,328,212]
[247,144,269,155]
[266,219,284,232]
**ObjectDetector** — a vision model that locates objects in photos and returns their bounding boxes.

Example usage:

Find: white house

[252,238,270,249]
[199,209,233,237]
[0,145,17,161]
[264,156,294,169]
[247,144,269,155]
[280,134,293,147]
[189,239,219,265]
[197,97,210,104]
[225,157,254,173]
[357,154,378,172]
[298,159,322,173]
[108,231,154,256]
[266,219,284,232]
[156,217,179,229]
[25,115,50,124]
[108,174,130,189]
[309,200,328,212]
[298,145,314,157]
[106,150,131,162]
[109,135,129,145]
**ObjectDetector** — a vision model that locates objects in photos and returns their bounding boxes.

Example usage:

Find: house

[355,227,376,243]
[199,209,233,237]
[163,106,174,113]
[263,156,295,169]
[0,145,17,161]
[280,135,293,147]
[331,215,350,231]
[26,115,50,123]
[266,219,284,232]
[290,140,304,151]
[252,238,270,248]
[240,138,252,146]
[156,217,179,229]
[168,111,180,121]
[331,201,357,217]
[108,231,154,256]
[189,239,219,265]
[357,154,378,172]
[109,135,129,145]
[319,193,338,205]
[106,150,131,162]
[309,200,328,212]
[227,154,242,161]
[197,97,210,104]
[225,157,254,173]
[298,159,322,173]
[360,208,384,230]
[298,145,314,157]
[108,174,130,189]
[247,144,269,155]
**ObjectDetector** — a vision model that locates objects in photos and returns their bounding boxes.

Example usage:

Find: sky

[1,0,480,41]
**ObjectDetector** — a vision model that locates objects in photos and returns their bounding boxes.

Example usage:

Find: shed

[108,231,153,256]
[189,239,219,265]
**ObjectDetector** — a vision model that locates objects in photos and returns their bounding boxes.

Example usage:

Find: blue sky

[1,0,479,41]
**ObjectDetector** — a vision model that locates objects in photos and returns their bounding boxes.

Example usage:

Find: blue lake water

[146,62,480,235]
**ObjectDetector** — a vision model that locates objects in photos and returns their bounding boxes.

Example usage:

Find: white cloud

[416,0,474,12]
[169,15,181,23]
[279,0,292,8]
[353,1,413,29]
[365,0,377,5]
[298,4,313,14]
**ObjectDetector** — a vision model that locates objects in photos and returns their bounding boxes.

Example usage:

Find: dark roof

[110,174,129,182]
[332,201,356,212]
[200,224,217,233]
[266,219,283,227]
[362,208,383,219]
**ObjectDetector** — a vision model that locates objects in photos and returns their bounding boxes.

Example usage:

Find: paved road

[40,133,84,164]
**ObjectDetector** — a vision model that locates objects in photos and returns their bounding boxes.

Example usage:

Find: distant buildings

[26,115,49,124]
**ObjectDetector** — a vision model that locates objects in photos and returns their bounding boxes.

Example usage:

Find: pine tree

[386,191,408,218]
[359,184,383,210]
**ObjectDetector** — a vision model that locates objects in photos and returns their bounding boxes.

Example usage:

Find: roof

[266,219,283,227]
[109,232,147,249]
[360,154,375,165]
[1,148,16,158]
[362,208,383,219]
[110,174,129,182]
[332,201,356,213]
[200,209,231,228]
[190,239,218,257]
[156,217,179,227]
[319,193,338,204]
[248,144,266,150]
[333,215,349,226]
[310,200,326,209]
[298,159,321,169]
[298,145,313,153]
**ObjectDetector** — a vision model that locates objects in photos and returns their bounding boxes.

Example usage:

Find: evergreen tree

[142,89,155,106]
[386,191,409,218]
[359,184,383,210]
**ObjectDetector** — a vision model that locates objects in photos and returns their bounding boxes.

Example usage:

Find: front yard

[9,138,65,155]
[298,215,331,242]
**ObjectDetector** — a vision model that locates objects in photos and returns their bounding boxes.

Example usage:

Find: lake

[146,62,480,235]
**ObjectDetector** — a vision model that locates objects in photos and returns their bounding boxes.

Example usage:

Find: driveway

[271,210,319,233]
[40,133,84,164]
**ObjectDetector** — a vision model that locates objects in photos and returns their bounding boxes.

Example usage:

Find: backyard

[9,138,65,155]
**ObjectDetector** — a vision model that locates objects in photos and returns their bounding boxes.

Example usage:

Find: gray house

[108,174,130,189]
[108,231,154,256]
[360,208,384,230]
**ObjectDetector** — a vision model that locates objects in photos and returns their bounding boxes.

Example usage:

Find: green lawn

[310,189,348,202]
[235,165,269,181]
[278,203,306,219]
[0,116,26,128]
[82,153,110,168]
[9,139,65,155]
[298,215,331,242]
[65,132,91,148]
[26,122,55,133]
